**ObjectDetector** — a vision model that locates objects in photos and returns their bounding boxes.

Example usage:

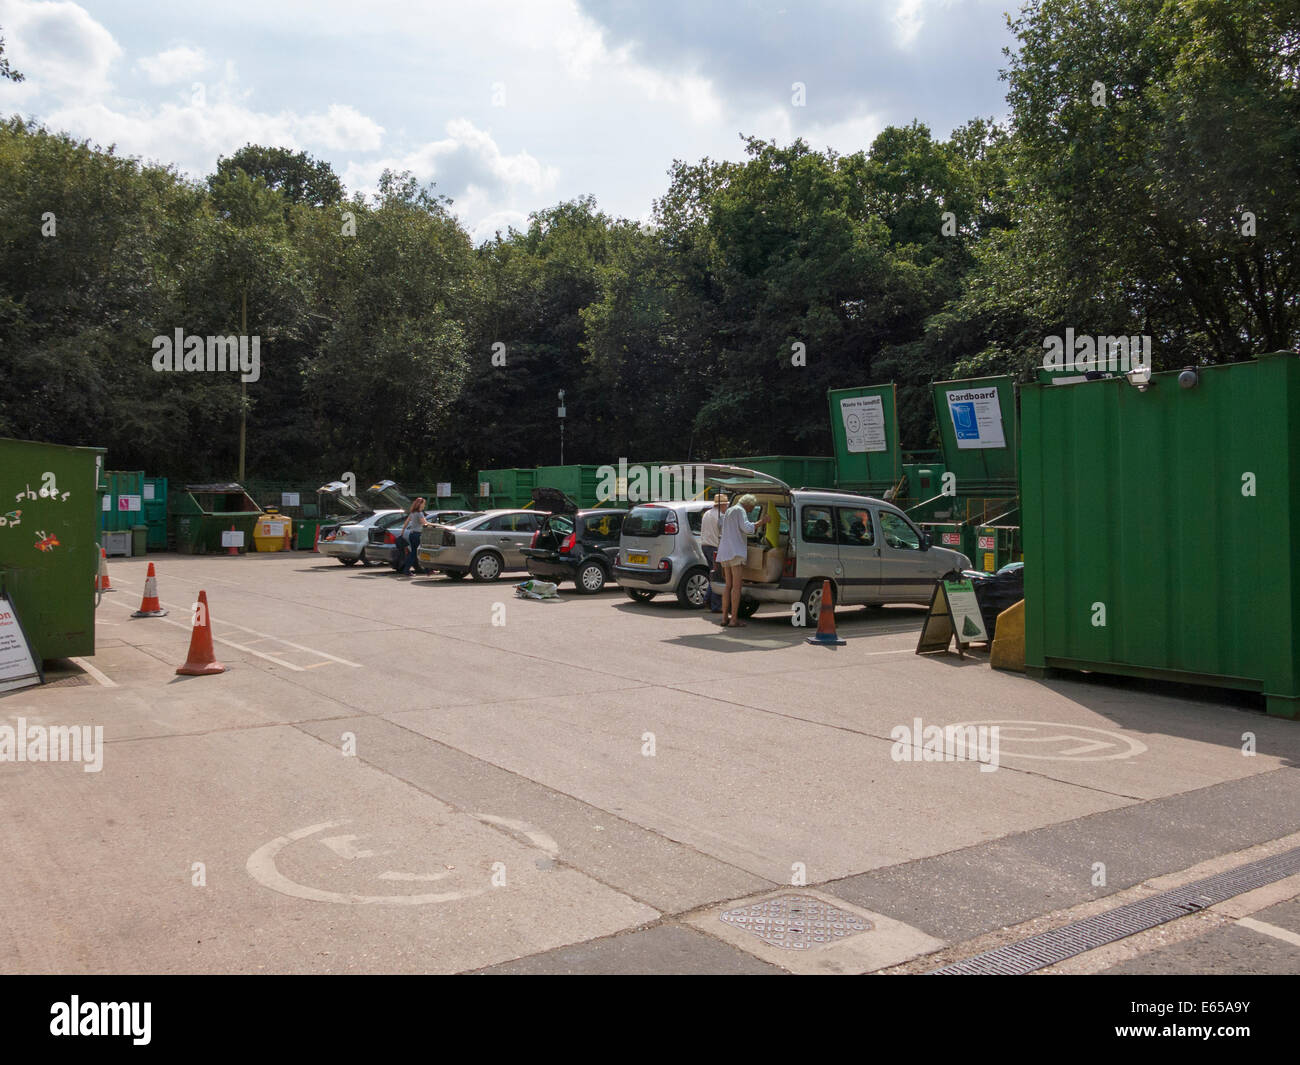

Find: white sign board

[943,580,989,643]
[117,495,141,512]
[945,386,1006,450]
[221,530,245,548]
[478,482,492,498]
[281,492,300,508]
[436,483,452,498]
[0,595,41,694]
[839,395,887,453]
[262,521,286,537]
[101,494,111,512]
[143,483,155,501]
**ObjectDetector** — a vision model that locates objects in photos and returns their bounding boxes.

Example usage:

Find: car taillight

[663,520,678,535]
[560,532,577,553]
[383,531,396,544]
[442,530,456,546]
[783,554,796,577]
[658,559,670,571]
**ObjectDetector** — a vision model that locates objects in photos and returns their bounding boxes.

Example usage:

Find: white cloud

[0,0,122,99]
[295,104,384,153]
[137,45,208,86]
[893,0,926,49]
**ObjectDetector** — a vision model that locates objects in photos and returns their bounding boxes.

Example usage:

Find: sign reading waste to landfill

[0,595,41,694]
[945,386,1005,450]
[840,395,887,453]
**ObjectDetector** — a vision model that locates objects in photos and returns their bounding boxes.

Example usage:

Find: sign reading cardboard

[0,594,42,694]
[839,395,887,453]
[945,386,1006,450]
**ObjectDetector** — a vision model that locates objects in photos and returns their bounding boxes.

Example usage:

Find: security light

[1179,367,1198,389]
[1126,365,1153,391]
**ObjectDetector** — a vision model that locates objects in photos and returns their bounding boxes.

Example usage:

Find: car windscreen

[622,507,671,537]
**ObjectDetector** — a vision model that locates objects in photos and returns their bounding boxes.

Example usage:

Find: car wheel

[446,570,467,581]
[738,598,760,619]
[625,588,655,603]
[576,561,606,594]
[339,557,358,566]
[800,580,835,626]
[472,551,503,581]
[677,566,710,608]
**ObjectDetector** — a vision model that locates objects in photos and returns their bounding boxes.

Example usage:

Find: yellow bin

[252,507,293,552]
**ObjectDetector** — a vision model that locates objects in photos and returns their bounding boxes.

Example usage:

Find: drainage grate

[720,894,872,950]
[930,846,1300,975]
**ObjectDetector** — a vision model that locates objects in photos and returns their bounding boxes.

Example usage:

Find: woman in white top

[716,493,767,627]
[396,497,430,576]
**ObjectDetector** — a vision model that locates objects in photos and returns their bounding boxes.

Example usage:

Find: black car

[521,501,628,594]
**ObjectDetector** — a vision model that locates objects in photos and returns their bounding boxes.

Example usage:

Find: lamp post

[557,389,566,465]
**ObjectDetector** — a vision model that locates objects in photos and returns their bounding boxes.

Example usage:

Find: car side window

[687,509,704,534]
[585,514,622,542]
[801,506,835,544]
[836,507,875,547]
[486,514,526,532]
[879,511,921,550]
[514,513,540,532]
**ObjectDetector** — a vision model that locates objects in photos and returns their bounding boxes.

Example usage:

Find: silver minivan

[701,465,971,622]
[614,500,715,607]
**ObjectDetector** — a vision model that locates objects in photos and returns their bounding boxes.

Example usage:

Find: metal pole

[238,288,247,482]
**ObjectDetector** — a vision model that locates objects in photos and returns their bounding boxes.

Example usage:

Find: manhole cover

[719,894,871,950]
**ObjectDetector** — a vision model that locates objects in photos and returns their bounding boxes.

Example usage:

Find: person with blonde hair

[715,492,767,627]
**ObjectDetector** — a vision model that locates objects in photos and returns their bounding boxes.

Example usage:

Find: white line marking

[157,600,364,668]
[69,657,117,687]
[100,598,305,671]
[1237,917,1300,948]
[474,814,560,858]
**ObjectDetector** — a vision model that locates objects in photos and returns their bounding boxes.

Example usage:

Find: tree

[0,30,22,82]
[211,145,344,208]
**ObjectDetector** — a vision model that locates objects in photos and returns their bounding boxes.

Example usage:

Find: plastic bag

[514,579,560,600]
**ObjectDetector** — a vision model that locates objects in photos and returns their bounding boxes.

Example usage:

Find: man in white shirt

[700,492,726,613]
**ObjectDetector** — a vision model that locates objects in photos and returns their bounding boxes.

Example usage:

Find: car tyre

[576,561,606,594]
[446,571,467,581]
[800,580,835,626]
[738,598,760,619]
[472,551,503,582]
[677,566,710,609]
[339,557,358,566]
[625,588,655,603]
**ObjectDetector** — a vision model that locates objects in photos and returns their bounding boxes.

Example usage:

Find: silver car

[613,500,715,607]
[416,509,546,581]
[701,465,971,622]
[363,510,476,568]
[319,510,404,565]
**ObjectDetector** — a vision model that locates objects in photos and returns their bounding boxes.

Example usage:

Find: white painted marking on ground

[100,598,305,671]
[1237,916,1300,948]
[69,657,117,687]
[157,599,364,669]
[319,834,391,859]
[246,820,486,905]
[377,871,453,882]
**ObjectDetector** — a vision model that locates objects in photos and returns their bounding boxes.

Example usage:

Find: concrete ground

[2,550,1298,975]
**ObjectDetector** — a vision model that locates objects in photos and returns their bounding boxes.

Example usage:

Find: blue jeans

[398,531,422,573]
[703,545,721,610]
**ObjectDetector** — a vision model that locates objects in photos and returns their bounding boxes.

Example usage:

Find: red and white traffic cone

[131,563,168,617]
[175,590,225,676]
[96,547,113,591]
[805,580,846,646]
[227,524,239,556]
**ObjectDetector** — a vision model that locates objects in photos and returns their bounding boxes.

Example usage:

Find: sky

[0,0,1018,241]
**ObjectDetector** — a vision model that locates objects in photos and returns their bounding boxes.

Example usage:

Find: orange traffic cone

[283,526,292,551]
[227,524,239,556]
[175,589,225,676]
[312,524,321,553]
[96,547,113,591]
[806,579,846,646]
[131,562,168,617]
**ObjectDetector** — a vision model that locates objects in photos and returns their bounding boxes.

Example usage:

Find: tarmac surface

[2,551,1298,975]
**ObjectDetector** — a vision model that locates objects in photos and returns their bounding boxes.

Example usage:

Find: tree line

[1,0,1295,486]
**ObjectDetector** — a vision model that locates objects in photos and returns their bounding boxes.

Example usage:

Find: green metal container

[1021,352,1300,718]
[0,437,104,661]
[827,384,902,494]
[534,465,604,508]
[143,476,168,548]
[477,468,538,508]
[295,519,322,550]
[930,375,1018,492]
[169,483,263,554]
[131,525,148,557]
[101,470,145,532]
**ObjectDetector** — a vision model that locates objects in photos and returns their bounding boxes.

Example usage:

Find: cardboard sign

[916,579,989,657]
[0,594,42,694]
[945,386,1006,450]
[221,530,245,548]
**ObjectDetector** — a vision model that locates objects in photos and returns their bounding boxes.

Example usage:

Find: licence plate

[627,553,649,565]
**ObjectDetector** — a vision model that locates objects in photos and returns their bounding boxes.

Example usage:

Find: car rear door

[493,512,541,566]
